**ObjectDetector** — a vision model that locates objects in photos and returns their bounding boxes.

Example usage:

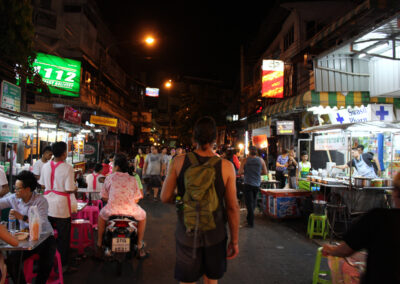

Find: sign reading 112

[34,66,76,82]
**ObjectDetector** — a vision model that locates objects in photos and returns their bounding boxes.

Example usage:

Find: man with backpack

[161,116,240,284]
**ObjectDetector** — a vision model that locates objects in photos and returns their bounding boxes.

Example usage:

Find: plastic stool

[70,219,94,255]
[81,206,100,229]
[23,251,63,284]
[90,200,103,209]
[307,214,328,239]
[312,247,331,284]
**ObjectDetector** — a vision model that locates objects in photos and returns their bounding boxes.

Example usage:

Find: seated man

[323,171,400,284]
[0,171,56,284]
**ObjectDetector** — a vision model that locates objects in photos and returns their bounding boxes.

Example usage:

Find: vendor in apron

[298,151,311,191]
[334,147,377,179]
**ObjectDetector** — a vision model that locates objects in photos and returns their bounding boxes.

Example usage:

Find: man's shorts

[175,238,227,282]
[148,175,161,188]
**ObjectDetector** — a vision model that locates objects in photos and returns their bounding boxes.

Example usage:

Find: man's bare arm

[238,158,246,175]
[223,160,240,260]
[161,156,183,203]
[142,162,148,176]
[322,242,355,258]
[261,159,268,175]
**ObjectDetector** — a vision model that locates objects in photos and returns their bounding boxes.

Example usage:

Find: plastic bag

[28,206,41,241]
[70,193,78,214]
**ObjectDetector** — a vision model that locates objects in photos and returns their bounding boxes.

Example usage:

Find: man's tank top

[176,152,227,248]
[244,156,263,187]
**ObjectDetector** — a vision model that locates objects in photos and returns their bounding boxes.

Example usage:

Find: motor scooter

[103,215,138,275]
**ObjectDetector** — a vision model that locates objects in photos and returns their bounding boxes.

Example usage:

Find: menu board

[277,121,294,135]
[315,134,347,151]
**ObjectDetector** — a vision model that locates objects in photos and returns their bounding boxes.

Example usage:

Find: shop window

[284,25,294,51]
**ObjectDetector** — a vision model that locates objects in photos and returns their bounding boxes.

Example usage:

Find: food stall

[300,121,399,213]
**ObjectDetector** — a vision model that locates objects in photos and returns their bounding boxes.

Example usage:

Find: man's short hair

[6,144,12,149]
[351,147,358,151]
[357,145,364,151]
[41,146,52,156]
[94,163,103,173]
[193,116,217,148]
[301,151,308,157]
[51,142,67,158]
[16,171,38,192]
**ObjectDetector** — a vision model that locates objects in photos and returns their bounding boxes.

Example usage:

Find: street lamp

[165,80,172,88]
[144,36,155,46]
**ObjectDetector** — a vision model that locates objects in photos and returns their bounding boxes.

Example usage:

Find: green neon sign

[32,53,81,97]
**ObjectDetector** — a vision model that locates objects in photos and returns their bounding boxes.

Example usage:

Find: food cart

[300,121,399,213]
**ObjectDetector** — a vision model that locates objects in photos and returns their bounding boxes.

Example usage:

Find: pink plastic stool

[70,219,94,255]
[81,206,100,229]
[23,251,63,284]
[90,200,103,209]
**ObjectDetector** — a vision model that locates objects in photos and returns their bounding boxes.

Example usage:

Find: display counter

[260,189,312,219]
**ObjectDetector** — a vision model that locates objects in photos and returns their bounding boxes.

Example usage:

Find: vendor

[276,149,289,188]
[357,145,381,177]
[334,147,377,179]
[298,151,311,190]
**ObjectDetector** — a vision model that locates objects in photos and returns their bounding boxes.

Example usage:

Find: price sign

[1,81,21,112]
[32,53,81,97]
[315,134,347,151]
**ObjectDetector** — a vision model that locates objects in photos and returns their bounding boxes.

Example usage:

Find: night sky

[97,1,275,86]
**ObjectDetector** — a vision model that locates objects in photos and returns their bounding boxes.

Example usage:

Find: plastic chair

[307,213,328,239]
[70,219,94,255]
[312,247,332,284]
[80,206,100,229]
[90,200,103,210]
[23,250,63,284]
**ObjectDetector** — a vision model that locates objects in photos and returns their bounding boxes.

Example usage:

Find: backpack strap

[187,152,199,167]
[206,156,221,167]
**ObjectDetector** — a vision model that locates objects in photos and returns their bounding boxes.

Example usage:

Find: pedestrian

[86,163,104,200]
[96,154,148,258]
[6,144,17,176]
[322,171,400,284]
[0,166,9,198]
[287,149,298,189]
[176,147,183,156]
[276,149,289,188]
[161,147,171,182]
[225,148,239,175]
[39,141,77,272]
[134,148,146,178]
[32,146,53,180]
[334,147,377,178]
[238,146,268,228]
[2,171,57,283]
[143,146,163,201]
[108,153,115,174]
[161,116,240,284]
[298,151,311,190]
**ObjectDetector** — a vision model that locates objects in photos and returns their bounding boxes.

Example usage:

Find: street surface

[65,199,319,284]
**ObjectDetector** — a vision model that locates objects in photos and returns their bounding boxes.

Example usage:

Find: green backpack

[183,152,220,232]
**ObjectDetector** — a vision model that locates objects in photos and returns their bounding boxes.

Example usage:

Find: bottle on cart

[175,196,184,212]
[8,213,17,234]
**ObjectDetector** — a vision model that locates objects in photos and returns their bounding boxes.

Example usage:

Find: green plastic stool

[307,214,328,239]
[312,247,331,284]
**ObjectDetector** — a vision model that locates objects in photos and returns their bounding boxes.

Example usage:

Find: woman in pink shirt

[96,154,147,258]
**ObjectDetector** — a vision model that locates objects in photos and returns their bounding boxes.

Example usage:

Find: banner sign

[0,122,19,143]
[262,60,284,98]
[315,134,347,151]
[145,87,159,97]
[90,115,118,127]
[1,81,21,112]
[328,104,394,125]
[84,143,98,162]
[277,121,294,135]
[32,53,81,97]
[63,106,81,124]
[370,104,395,122]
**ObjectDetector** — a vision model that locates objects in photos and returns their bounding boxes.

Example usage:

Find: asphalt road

[64,199,320,284]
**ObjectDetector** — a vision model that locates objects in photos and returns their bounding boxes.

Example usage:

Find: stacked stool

[70,219,94,255]
[307,213,328,239]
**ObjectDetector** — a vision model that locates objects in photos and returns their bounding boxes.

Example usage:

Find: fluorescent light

[76,134,85,139]
[0,116,23,126]
[18,117,37,124]
[94,129,102,133]
[41,123,56,129]
[245,131,249,155]
[80,129,91,133]
[358,53,366,58]
[19,129,37,134]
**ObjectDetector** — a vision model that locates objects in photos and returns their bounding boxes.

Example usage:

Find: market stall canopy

[263,91,371,116]
[301,121,400,133]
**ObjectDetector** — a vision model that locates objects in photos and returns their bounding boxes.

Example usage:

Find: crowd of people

[0,116,397,284]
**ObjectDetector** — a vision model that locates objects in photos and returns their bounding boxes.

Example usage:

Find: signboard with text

[277,121,294,135]
[63,106,82,124]
[315,134,347,151]
[90,115,118,127]
[145,87,159,97]
[32,53,81,97]
[0,122,19,143]
[262,60,284,98]
[1,81,21,112]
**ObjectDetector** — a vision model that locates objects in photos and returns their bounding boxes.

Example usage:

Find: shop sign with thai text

[63,106,81,124]
[90,115,118,127]
[315,134,347,151]
[0,122,19,143]
[1,81,21,112]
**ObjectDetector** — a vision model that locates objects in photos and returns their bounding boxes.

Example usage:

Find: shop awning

[263,91,370,116]
[370,97,400,109]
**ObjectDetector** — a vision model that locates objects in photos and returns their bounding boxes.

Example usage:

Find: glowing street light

[145,36,155,46]
[165,80,172,88]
